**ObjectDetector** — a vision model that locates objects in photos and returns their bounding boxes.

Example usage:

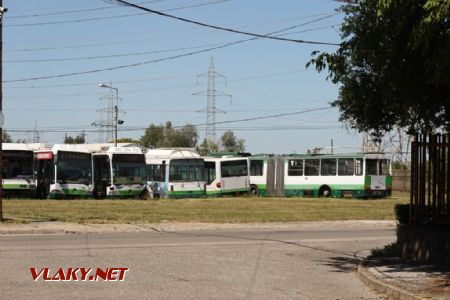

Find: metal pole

[0,0,4,222]
[114,87,118,147]
[114,105,118,147]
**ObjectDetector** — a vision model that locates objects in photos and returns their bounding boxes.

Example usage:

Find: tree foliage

[64,132,86,144]
[140,122,198,148]
[2,130,12,143]
[116,137,141,144]
[197,138,219,155]
[220,130,246,152]
[307,0,450,137]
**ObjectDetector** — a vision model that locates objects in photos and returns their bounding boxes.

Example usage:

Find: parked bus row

[1,143,392,199]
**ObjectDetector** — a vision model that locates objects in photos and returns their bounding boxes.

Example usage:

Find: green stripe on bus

[206,188,250,197]
[3,184,35,190]
[168,190,205,199]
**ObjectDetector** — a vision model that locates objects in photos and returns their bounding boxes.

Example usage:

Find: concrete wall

[397,224,450,264]
[392,170,410,192]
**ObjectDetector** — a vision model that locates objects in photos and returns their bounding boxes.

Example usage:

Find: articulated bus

[204,156,250,197]
[92,147,146,199]
[34,144,94,199]
[249,153,392,198]
[2,143,48,197]
[144,148,206,199]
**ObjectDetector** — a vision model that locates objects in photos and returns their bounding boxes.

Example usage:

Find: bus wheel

[319,185,331,198]
[140,189,151,200]
[250,185,259,196]
[37,185,48,199]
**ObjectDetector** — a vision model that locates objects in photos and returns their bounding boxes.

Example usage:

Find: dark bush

[395,204,410,224]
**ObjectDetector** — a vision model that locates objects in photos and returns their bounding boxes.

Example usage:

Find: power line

[5,107,332,133]
[7,0,164,19]
[6,15,338,52]
[6,0,231,27]
[5,15,339,83]
[106,0,339,45]
[4,43,223,63]
[5,23,340,62]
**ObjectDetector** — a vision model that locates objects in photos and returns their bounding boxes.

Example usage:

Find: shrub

[395,203,410,224]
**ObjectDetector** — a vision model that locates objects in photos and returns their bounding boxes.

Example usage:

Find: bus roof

[97,146,144,155]
[283,152,388,159]
[145,148,201,160]
[203,156,249,162]
[3,143,51,151]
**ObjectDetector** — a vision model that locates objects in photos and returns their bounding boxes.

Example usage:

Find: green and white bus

[144,148,206,199]
[250,153,392,198]
[2,143,48,197]
[204,156,250,197]
[92,146,146,199]
[34,144,94,199]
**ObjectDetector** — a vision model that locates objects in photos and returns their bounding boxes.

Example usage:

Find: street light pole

[0,0,7,222]
[114,105,118,147]
[99,83,119,147]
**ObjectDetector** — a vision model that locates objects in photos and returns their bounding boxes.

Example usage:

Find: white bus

[34,144,94,199]
[144,148,206,199]
[92,146,146,199]
[2,143,49,197]
[249,153,392,198]
[204,156,250,197]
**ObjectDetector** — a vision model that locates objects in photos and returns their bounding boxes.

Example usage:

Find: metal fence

[410,134,450,224]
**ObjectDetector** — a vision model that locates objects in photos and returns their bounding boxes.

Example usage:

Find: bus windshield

[169,159,205,182]
[112,154,146,185]
[3,150,34,179]
[57,151,92,184]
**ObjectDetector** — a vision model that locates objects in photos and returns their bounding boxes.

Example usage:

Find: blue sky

[3,0,362,154]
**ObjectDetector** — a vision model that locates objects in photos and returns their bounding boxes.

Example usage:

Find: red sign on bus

[36,152,53,160]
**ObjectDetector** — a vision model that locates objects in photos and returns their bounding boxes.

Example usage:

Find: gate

[410,134,450,224]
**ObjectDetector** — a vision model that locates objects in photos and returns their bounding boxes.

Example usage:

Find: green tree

[197,138,219,155]
[307,0,450,137]
[140,122,198,148]
[116,138,141,144]
[220,130,246,152]
[140,124,164,148]
[2,130,12,143]
[64,132,86,144]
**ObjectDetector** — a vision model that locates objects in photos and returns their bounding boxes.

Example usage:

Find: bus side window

[287,159,303,176]
[321,159,337,176]
[338,158,354,176]
[250,160,264,176]
[205,162,216,185]
[304,159,320,176]
[355,159,363,176]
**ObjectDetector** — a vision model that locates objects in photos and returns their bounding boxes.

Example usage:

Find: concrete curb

[356,263,425,300]
[0,220,396,235]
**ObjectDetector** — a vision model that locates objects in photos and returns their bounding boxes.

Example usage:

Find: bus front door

[93,155,110,199]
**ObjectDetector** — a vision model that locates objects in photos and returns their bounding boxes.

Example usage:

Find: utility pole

[93,83,123,146]
[0,1,6,222]
[33,119,40,143]
[194,58,231,143]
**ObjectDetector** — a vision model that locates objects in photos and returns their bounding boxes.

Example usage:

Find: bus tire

[319,185,331,198]
[37,185,48,199]
[250,185,259,196]
[140,189,151,200]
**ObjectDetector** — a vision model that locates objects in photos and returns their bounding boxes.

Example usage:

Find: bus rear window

[366,159,378,175]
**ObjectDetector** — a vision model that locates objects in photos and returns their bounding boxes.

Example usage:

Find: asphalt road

[0,225,395,299]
